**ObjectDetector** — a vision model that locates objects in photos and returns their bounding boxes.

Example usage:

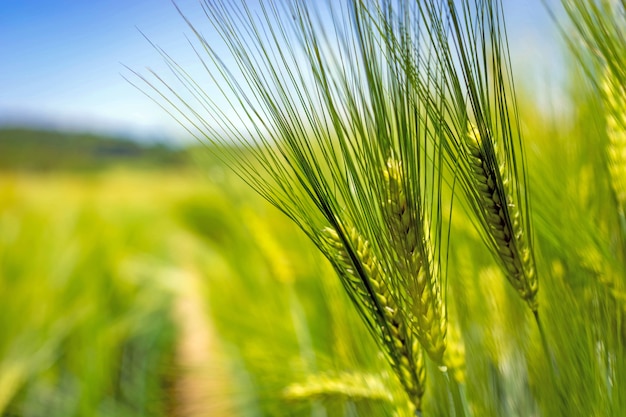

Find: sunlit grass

[0,171,187,416]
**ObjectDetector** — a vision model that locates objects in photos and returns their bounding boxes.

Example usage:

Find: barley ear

[283,371,393,403]
[383,158,447,364]
[603,70,626,211]
[466,125,539,311]
[322,226,426,411]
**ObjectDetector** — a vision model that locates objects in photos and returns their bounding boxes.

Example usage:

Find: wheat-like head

[283,371,393,403]
[383,158,446,364]
[603,70,626,209]
[322,226,426,412]
[466,125,539,311]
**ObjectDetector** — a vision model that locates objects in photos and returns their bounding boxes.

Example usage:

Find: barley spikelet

[283,371,393,403]
[322,227,426,411]
[466,125,538,311]
[383,158,447,364]
[603,71,626,209]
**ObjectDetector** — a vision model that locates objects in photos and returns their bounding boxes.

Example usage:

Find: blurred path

[172,269,237,417]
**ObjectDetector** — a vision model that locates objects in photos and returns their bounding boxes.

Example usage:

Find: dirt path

[171,269,237,417]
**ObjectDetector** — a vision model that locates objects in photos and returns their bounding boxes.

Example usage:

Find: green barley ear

[322,226,426,412]
[560,0,626,86]
[398,0,539,314]
[465,124,538,312]
[558,0,626,214]
[283,371,393,403]
[383,157,446,364]
[603,70,626,210]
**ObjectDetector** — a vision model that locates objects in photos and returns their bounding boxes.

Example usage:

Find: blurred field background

[0,127,399,416]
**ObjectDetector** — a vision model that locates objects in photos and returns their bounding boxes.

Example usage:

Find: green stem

[533,311,558,378]
[534,310,569,409]
[444,369,469,417]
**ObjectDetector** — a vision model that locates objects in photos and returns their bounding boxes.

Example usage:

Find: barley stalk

[466,125,538,311]
[323,227,426,411]
[383,158,447,364]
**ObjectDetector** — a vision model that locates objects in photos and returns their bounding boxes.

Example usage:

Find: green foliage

[0,128,189,172]
[0,174,177,416]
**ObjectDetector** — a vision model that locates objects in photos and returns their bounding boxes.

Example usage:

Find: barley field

[3,0,626,416]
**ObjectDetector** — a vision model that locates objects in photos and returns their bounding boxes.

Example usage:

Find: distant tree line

[0,128,190,172]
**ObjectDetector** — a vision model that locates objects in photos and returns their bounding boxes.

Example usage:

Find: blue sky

[0,0,562,143]
[0,0,208,141]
